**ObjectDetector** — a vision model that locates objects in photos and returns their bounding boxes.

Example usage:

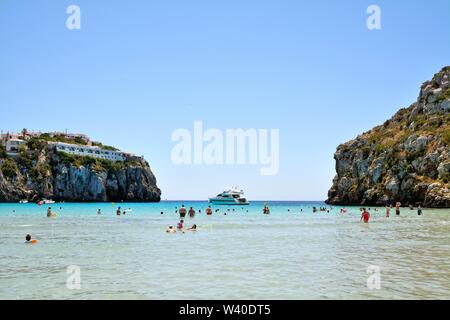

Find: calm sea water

[0,201,449,300]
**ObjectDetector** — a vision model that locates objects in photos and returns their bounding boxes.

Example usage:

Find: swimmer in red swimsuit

[360,208,370,223]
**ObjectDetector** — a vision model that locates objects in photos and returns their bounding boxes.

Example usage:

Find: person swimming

[187,224,197,231]
[25,234,38,244]
[166,226,176,233]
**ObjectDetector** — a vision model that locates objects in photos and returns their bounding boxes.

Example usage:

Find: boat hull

[208,198,250,205]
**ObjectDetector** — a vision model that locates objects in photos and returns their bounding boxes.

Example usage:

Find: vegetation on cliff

[327,67,450,207]
[0,135,161,202]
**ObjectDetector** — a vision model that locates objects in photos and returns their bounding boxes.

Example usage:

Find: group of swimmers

[176,205,215,217]
[114,207,133,216]
[165,204,217,234]
[166,221,197,233]
[313,207,330,213]
[358,202,425,223]
[173,204,241,217]
[44,201,425,230]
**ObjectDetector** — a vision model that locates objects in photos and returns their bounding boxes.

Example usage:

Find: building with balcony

[50,142,128,162]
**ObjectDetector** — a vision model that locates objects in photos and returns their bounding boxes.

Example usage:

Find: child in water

[25,234,38,244]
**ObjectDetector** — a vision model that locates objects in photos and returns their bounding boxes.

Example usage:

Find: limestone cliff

[0,138,161,202]
[326,67,450,208]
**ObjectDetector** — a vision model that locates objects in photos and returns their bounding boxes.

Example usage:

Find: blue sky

[1,0,449,200]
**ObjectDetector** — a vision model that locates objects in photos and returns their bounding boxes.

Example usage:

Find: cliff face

[0,141,161,202]
[327,67,450,208]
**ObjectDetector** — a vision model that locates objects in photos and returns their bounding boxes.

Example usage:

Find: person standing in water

[188,207,196,218]
[395,202,401,216]
[97,208,102,215]
[206,206,213,216]
[116,207,122,216]
[179,205,187,218]
[385,205,390,218]
[263,203,270,215]
[47,207,56,218]
[417,205,423,216]
[360,208,370,224]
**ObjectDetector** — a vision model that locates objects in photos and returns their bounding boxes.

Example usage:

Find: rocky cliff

[326,67,450,208]
[0,139,161,202]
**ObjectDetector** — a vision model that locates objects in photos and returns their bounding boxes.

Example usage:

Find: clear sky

[1,0,449,200]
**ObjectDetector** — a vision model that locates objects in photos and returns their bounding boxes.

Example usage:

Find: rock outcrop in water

[0,135,161,202]
[326,67,450,208]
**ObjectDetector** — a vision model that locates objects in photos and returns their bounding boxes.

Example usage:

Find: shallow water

[0,201,449,300]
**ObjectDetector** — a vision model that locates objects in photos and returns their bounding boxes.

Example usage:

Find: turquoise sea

[0,201,449,300]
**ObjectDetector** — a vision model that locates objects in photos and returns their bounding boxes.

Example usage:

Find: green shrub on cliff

[57,152,125,172]
[97,158,126,171]
[436,88,450,102]
[58,152,96,167]
[26,138,48,151]
[443,131,450,146]
[38,133,87,146]
[0,145,6,159]
[1,158,19,179]
[29,163,51,180]
[441,172,450,183]
[91,142,119,151]
[17,145,36,170]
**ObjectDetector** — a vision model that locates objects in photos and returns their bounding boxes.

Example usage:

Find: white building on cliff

[1,133,25,153]
[50,142,130,162]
